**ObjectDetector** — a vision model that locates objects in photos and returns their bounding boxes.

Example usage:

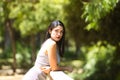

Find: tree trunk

[3,0,16,74]
[5,19,16,74]
[30,34,36,63]
[75,42,80,57]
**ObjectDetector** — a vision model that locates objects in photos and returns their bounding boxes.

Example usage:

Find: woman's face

[49,26,63,42]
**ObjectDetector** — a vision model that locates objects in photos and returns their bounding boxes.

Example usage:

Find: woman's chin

[55,39,61,42]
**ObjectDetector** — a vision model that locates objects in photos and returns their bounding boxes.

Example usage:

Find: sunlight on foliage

[61,60,84,80]
[0,48,3,54]
[16,42,31,68]
[79,41,116,80]
[82,0,119,30]
[71,60,83,68]
[9,0,65,37]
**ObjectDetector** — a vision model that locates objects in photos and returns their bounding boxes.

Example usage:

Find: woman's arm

[47,41,72,72]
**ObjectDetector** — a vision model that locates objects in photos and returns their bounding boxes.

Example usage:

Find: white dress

[22,39,60,80]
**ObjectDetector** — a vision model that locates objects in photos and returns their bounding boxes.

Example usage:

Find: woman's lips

[56,37,61,40]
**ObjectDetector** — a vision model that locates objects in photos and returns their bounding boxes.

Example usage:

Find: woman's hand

[41,66,51,74]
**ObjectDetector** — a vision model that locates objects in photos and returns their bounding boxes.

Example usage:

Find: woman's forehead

[53,26,63,30]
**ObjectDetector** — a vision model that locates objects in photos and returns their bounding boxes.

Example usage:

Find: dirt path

[0,74,23,80]
[0,68,24,80]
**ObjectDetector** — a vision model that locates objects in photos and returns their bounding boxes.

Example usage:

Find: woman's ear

[48,29,52,34]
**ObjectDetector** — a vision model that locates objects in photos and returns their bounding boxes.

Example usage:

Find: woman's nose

[57,32,61,36]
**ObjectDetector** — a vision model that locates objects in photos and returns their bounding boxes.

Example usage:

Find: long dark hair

[45,20,65,57]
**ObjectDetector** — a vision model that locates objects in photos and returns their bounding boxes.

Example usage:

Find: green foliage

[66,41,117,80]
[9,1,40,36]
[63,0,86,49]
[60,59,84,80]
[116,72,120,80]
[0,1,4,23]
[0,1,119,80]
[0,46,12,59]
[0,1,4,43]
[82,0,119,30]
[16,42,32,68]
[80,41,116,80]
[0,42,32,68]
[0,46,13,68]
[9,0,64,37]
[0,26,4,43]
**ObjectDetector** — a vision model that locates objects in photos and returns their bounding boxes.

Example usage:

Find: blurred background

[0,0,120,80]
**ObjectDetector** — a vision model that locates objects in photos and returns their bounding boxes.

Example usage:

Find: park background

[0,0,120,80]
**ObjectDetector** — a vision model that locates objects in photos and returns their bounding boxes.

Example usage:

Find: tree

[0,0,66,72]
[63,0,97,56]
[80,0,120,80]
[1,0,17,73]
[9,0,65,62]
[82,0,119,30]
[100,1,120,79]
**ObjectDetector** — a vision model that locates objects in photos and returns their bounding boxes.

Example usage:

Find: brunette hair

[45,20,65,57]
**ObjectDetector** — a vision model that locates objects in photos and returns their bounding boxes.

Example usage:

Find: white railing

[49,71,73,80]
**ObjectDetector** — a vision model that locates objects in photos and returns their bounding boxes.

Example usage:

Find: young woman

[22,20,73,80]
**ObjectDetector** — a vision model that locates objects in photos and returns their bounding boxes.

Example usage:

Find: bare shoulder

[45,39,57,54]
[47,38,56,47]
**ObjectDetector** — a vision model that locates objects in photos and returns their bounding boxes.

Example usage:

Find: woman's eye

[55,30,58,32]
[61,31,63,33]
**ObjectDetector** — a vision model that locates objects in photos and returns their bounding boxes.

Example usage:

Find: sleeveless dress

[22,39,60,80]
